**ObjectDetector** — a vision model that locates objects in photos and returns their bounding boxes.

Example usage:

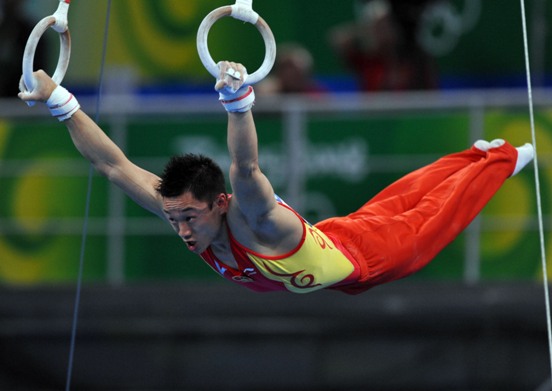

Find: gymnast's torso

[200,198,360,293]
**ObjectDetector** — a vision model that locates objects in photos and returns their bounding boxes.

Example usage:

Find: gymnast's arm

[18,70,165,219]
[225,107,303,247]
[65,111,164,218]
[226,110,277,220]
[216,62,302,243]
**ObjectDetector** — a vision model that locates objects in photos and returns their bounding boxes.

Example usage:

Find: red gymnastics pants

[316,141,518,295]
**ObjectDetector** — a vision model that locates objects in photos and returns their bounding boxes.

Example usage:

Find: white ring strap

[197,3,276,85]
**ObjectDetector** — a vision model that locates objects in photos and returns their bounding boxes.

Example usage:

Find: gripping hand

[19,70,80,121]
[215,61,255,113]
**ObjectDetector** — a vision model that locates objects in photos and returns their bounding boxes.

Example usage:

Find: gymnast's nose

[177,222,192,239]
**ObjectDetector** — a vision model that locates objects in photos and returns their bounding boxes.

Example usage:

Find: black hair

[156,154,227,205]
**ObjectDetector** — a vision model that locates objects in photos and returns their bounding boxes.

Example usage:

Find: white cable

[520,0,552,379]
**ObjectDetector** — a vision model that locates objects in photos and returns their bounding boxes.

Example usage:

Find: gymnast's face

[162,191,228,254]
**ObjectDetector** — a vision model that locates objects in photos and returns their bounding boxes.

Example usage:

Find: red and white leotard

[200,200,361,294]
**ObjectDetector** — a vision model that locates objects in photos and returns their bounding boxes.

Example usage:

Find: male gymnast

[19,62,534,294]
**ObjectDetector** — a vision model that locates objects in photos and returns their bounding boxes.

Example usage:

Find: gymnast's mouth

[185,241,197,251]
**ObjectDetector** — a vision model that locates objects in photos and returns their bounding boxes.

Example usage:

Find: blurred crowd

[259,0,440,96]
[329,0,439,92]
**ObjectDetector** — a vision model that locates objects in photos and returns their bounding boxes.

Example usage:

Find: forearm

[64,109,127,176]
[227,110,259,170]
[64,109,163,216]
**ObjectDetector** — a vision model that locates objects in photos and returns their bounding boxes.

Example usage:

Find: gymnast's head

[156,153,227,206]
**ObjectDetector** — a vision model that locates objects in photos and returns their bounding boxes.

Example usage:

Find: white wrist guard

[219,85,255,113]
[46,85,80,121]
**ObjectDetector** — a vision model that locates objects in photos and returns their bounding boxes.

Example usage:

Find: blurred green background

[2,0,551,284]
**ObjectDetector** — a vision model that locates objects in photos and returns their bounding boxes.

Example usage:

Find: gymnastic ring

[22,15,71,92]
[197,5,276,85]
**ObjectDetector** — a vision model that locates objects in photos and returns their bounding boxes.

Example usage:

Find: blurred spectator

[256,43,326,96]
[0,0,48,97]
[329,0,438,92]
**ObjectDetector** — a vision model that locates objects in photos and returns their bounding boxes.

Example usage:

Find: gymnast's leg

[318,140,534,292]
[349,139,532,219]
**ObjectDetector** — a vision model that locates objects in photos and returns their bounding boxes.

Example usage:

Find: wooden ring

[197,6,276,85]
[22,16,71,91]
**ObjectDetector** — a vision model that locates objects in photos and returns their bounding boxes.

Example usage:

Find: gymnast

[18,62,534,295]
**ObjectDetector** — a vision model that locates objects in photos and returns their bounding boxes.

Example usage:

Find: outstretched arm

[227,110,277,221]
[215,62,278,225]
[18,70,164,218]
[215,62,302,246]
[65,111,164,217]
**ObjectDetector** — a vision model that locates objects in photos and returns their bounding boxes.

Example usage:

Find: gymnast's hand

[214,61,255,113]
[19,70,80,121]
[215,61,248,94]
[18,70,57,103]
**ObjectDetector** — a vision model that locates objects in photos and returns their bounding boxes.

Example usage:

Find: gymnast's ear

[214,193,229,212]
